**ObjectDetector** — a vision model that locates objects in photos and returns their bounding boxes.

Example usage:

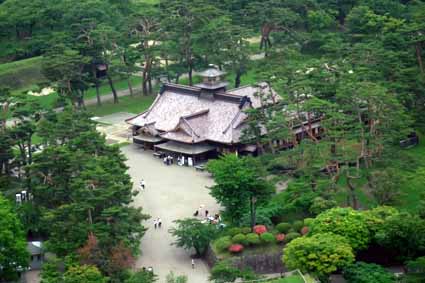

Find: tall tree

[0,193,29,282]
[207,154,274,227]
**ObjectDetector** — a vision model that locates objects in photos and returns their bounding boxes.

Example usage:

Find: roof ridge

[181,109,209,120]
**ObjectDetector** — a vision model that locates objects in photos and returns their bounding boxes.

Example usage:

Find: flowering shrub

[275,233,285,243]
[229,244,244,253]
[253,225,267,235]
[301,226,309,235]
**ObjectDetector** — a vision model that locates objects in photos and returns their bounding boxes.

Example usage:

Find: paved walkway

[122,145,219,283]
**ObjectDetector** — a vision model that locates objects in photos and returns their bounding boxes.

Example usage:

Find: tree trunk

[188,64,193,86]
[250,197,256,230]
[346,175,358,210]
[415,43,424,74]
[107,74,118,104]
[95,83,101,106]
[148,75,152,94]
[235,71,242,88]
[127,77,134,96]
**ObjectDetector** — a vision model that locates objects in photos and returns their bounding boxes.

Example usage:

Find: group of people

[193,205,221,224]
[163,155,174,165]
[153,217,162,229]
[161,154,194,167]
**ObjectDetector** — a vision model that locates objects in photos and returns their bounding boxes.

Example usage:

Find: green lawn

[269,275,305,283]
[23,76,143,109]
[86,94,155,117]
[0,56,45,91]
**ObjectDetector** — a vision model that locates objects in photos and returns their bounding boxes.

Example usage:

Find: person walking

[154,219,157,229]
[140,179,145,190]
[205,210,209,217]
[158,218,162,228]
[191,258,195,269]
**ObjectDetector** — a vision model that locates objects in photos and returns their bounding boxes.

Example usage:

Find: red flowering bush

[301,226,309,235]
[253,225,267,235]
[228,244,244,253]
[275,233,285,243]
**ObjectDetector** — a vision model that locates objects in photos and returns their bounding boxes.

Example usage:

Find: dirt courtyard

[122,145,220,283]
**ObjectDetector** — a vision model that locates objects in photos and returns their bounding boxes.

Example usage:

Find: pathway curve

[122,145,220,283]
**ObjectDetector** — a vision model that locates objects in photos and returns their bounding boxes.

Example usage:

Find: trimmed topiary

[241,227,251,234]
[215,236,232,252]
[260,232,275,244]
[285,232,301,243]
[232,234,247,245]
[292,220,304,233]
[275,233,285,243]
[253,225,267,235]
[227,227,242,237]
[246,233,261,246]
[276,222,292,234]
[301,226,309,235]
[229,244,244,253]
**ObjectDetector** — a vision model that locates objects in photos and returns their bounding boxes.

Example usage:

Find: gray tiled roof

[127,82,280,144]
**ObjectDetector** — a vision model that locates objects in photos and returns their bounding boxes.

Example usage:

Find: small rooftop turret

[195,67,228,92]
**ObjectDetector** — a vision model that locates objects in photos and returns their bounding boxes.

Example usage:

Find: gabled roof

[127,82,280,144]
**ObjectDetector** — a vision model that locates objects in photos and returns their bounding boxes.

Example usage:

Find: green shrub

[260,232,275,244]
[292,220,304,232]
[241,227,251,234]
[215,236,232,252]
[276,222,292,233]
[343,262,395,283]
[232,234,247,245]
[246,233,260,246]
[285,232,301,243]
[227,227,242,237]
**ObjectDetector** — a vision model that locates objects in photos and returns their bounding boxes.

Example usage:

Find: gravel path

[122,145,220,283]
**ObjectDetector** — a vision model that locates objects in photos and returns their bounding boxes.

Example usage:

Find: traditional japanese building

[126,68,320,164]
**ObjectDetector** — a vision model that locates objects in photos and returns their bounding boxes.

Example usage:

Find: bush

[209,261,258,283]
[215,236,232,252]
[300,226,309,235]
[285,232,301,243]
[310,207,371,250]
[232,234,247,245]
[229,244,244,253]
[283,233,355,279]
[343,262,395,283]
[275,234,285,243]
[253,225,267,235]
[276,222,292,234]
[292,220,304,233]
[246,233,261,246]
[260,232,275,244]
[241,227,251,234]
[227,227,242,237]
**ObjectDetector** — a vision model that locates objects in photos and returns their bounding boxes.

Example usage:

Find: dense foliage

[0,194,29,282]
[343,262,395,283]
[309,207,371,250]
[207,154,274,226]
[169,218,218,256]
[283,233,355,279]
